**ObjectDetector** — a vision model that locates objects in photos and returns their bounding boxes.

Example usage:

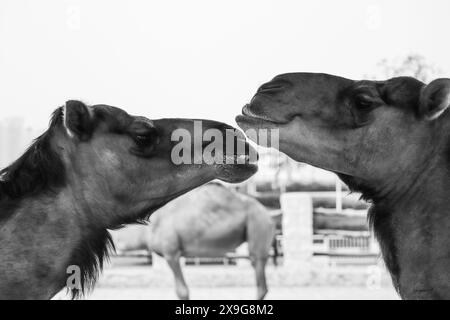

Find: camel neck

[0,192,81,299]
[0,189,114,299]
[370,160,450,299]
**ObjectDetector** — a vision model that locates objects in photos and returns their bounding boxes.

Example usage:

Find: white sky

[1,0,449,129]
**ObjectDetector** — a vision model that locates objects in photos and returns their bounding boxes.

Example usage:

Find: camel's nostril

[258,84,284,94]
[257,79,292,95]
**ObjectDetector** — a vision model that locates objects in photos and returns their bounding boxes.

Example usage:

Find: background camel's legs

[247,209,275,300]
[165,253,190,300]
[271,237,279,266]
[251,257,269,300]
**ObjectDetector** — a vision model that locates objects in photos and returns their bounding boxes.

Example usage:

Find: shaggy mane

[67,229,115,299]
[0,108,66,203]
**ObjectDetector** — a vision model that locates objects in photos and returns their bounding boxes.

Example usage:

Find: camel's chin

[145,189,194,215]
[215,163,258,183]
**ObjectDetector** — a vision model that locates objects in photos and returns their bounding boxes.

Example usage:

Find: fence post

[280,192,313,283]
[151,252,167,270]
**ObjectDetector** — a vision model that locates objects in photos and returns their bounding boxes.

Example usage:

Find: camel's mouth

[242,103,281,123]
[219,139,258,173]
[236,103,288,130]
[209,131,258,166]
[210,132,258,183]
[221,153,254,165]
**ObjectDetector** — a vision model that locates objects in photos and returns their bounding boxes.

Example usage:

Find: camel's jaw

[145,189,191,215]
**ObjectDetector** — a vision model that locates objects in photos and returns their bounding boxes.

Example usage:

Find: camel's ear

[419,79,450,120]
[63,100,94,140]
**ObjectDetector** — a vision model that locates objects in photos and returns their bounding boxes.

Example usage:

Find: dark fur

[337,174,400,292]
[68,229,115,299]
[0,108,66,203]
[0,109,66,230]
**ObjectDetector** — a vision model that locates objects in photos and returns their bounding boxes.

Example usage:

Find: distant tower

[7,118,26,163]
[0,117,30,168]
[0,121,6,168]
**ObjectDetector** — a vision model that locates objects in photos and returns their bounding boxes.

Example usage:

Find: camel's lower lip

[216,161,258,183]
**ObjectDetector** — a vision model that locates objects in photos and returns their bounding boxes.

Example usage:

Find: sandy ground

[88,286,399,300]
[56,256,399,300]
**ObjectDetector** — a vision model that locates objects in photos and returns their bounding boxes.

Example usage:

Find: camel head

[237,73,450,196]
[56,100,257,225]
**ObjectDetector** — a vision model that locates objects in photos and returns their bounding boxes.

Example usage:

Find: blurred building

[245,147,337,192]
[0,118,41,169]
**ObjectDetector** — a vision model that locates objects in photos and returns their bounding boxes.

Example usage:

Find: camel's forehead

[274,73,424,111]
[382,76,424,94]
[350,77,424,111]
[92,104,135,131]
[379,77,424,110]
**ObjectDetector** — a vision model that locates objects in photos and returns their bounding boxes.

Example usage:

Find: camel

[237,73,450,300]
[112,182,275,300]
[0,100,257,300]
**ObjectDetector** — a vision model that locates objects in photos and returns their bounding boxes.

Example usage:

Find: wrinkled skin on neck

[237,73,450,299]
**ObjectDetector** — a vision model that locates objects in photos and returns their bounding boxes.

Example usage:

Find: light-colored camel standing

[237,73,450,299]
[113,183,275,300]
[0,100,257,299]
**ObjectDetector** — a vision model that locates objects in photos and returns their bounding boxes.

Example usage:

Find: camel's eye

[134,134,152,146]
[350,92,379,126]
[130,132,159,157]
[129,119,160,156]
[354,95,374,110]
[133,132,159,149]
